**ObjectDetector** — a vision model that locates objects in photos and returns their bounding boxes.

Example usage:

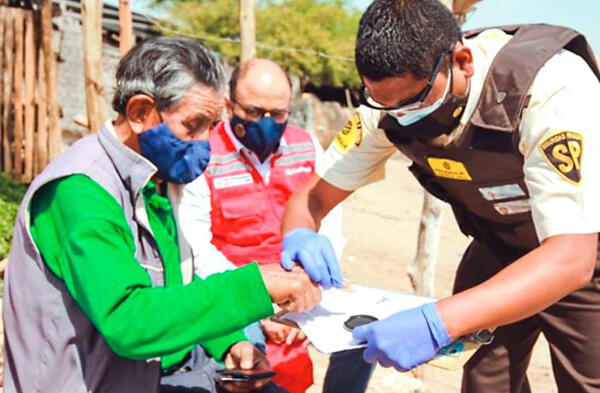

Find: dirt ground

[306,154,558,393]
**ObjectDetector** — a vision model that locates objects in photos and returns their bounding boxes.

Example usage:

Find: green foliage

[0,174,26,259]
[156,0,361,88]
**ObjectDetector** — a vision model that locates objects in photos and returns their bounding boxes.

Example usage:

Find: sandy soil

[307,154,558,393]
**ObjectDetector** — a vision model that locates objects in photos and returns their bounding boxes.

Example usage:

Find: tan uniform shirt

[318,28,600,241]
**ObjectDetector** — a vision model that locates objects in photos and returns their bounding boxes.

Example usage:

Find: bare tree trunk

[119,0,134,56]
[81,0,105,132]
[239,0,255,62]
[407,191,444,297]
[41,0,61,158]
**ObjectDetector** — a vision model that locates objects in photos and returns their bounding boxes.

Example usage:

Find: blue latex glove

[280,228,343,289]
[352,302,452,371]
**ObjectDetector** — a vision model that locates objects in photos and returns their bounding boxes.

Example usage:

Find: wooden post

[81,0,105,132]
[36,47,48,174]
[2,7,14,173]
[344,89,353,108]
[118,0,133,56]
[13,9,23,180]
[407,192,444,297]
[239,0,256,62]
[23,11,35,182]
[41,0,61,159]
[0,7,6,173]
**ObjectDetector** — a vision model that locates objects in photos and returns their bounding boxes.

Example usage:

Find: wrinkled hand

[220,341,271,393]
[261,318,308,346]
[281,228,343,289]
[259,264,321,313]
[352,303,452,372]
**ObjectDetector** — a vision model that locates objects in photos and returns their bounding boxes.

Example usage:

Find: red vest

[205,122,316,266]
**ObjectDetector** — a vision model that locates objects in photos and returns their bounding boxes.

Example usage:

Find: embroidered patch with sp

[214,173,253,190]
[539,131,583,184]
[334,112,363,153]
[427,158,472,181]
[479,184,526,201]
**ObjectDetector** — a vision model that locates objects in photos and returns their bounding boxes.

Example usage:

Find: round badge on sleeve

[334,112,363,153]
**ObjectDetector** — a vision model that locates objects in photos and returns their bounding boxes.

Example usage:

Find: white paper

[284,284,433,353]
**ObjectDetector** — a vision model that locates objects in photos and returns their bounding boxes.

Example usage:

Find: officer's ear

[452,44,474,78]
[225,97,234,120]
[125,95,158,134]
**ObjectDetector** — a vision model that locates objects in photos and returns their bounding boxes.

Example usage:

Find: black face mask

[380,81,470,141]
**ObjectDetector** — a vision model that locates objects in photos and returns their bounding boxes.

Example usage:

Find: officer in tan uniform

[279,0,600,391]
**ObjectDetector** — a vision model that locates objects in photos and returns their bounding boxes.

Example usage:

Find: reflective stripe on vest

[205,122,316,266]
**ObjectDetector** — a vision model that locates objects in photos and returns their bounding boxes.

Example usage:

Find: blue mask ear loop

[146,106,166,190]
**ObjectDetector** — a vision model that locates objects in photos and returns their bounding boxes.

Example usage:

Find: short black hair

[112,36,225,115]
[355,0,461,81]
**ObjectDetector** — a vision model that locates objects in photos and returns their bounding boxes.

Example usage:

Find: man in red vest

[173,59,373,393]
[279,1,600,392]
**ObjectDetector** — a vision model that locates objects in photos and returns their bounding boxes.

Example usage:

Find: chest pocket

[218,195,268,246]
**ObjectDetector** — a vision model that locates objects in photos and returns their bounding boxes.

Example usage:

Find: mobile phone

[216,368,276,382]
[343,314,378,332]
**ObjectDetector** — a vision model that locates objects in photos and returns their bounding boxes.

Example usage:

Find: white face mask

[388,68,452,127]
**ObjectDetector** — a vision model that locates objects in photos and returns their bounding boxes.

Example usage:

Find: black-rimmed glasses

[359,49,453,111]
[233,100,290,123]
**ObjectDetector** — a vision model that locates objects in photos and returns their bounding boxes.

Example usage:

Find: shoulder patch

[539,131,583,184]
[334,112,362,153]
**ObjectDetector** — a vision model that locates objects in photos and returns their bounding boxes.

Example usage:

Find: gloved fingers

[362,341,380,364]
[393,364,411,373]
[280,251,294,271]
[298,249,322,284]
[378,354,395,368]
[389,348,412,372]
[351,325,369,344]
[320,239,343,288]
[312,250,332,290]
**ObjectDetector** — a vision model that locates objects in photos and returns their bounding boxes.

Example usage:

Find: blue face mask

[138,122,211,184]
[230,116,287,162]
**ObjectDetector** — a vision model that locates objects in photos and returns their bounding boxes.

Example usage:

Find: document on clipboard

[271,284,493,370]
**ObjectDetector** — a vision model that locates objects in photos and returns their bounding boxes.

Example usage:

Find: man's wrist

[284,227,316,238]
[422,302,452,348]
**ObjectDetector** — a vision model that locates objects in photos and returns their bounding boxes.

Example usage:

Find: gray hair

[112,36,225,115]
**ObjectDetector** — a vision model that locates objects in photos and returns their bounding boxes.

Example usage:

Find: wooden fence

[0,5,60,183]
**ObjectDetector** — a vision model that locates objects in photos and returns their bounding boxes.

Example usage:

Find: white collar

[105,119,158,172]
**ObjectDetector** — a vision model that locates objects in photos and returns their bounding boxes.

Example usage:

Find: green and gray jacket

[3,125,273,393]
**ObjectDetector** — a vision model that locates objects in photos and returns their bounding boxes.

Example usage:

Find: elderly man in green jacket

[3,37,319,393]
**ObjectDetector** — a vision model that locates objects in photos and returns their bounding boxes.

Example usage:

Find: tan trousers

[453,241,600,393]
